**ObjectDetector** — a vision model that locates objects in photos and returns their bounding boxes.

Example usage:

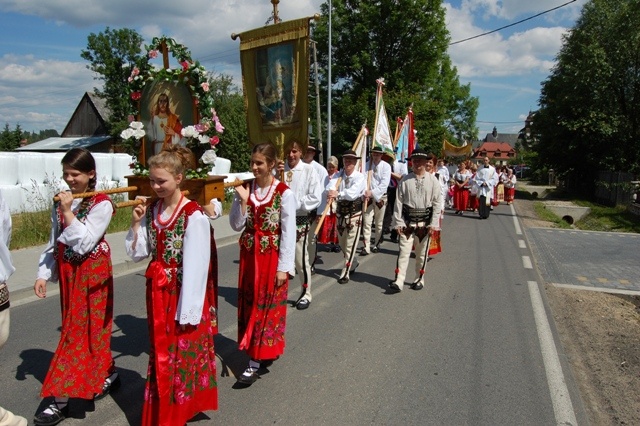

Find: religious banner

[234,17,312,158]
[442,139,473,157]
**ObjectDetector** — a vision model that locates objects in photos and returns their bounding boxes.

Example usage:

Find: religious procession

[0,8,519,426]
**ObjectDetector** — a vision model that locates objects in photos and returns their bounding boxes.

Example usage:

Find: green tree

[0,123,22,151]
[207,73,251,172]
[534,0,640,195]
[80,27,147,136]
[312,0,478,155]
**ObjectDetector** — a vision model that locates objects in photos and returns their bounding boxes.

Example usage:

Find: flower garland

[126,36,224,179]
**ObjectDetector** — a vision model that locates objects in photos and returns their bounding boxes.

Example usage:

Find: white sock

[42,397,68,415]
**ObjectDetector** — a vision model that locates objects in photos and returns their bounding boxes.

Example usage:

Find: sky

[0,0,587,139]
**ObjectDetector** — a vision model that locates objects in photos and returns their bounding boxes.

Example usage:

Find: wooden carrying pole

[115,190,190,208]
[52,186,138,202]
[314,125,368,235]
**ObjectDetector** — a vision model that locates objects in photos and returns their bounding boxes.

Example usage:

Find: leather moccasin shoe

[388,282,401,293]
[237,368,260,385]
[296,299,310,310]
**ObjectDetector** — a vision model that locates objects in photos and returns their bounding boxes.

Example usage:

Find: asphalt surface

[5,192,637,424]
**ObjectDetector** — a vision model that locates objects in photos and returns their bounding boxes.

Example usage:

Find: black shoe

[359,248,369,256]
[388,282,401,293]
[337,276,349,284]
[410,281,424,290]
[260,356,279,369]
[332,245,342,253]
[237,368,260,385]
[34,403,68,426]
[94,374,121,401]
[371,245,379,253]
[296,299,310,310]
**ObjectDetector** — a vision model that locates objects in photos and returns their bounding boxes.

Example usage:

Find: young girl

[33,148,118,426]
[229,143,296,385]
[126,146,218,426]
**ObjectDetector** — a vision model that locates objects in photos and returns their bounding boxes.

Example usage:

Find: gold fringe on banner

[234,17,313,158]
[442,139,473,157]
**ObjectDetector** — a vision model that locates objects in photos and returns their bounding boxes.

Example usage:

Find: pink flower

[215,121,225,133]
[131,91,142,101]
[210,136,220,147]
[128,115,135,123]
[175,390,186,405]
[131,67,140,77]
[128,76,133,83]
[181,61,189,71]
[194,124,205,133]
[178,338,189,351]
[149,50,158,59]
[174,375,182,386]
[200,375,210,388]
[200,82,210,92]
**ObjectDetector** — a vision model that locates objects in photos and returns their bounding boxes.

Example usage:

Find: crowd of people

[0,143,518,426]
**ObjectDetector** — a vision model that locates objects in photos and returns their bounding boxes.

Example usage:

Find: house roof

[473,142,516,159]
[16,136,112,152]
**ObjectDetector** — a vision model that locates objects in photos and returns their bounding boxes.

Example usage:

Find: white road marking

[510,204,522,235]
[522,256,533,269]
[528,281,578,425]
[519,240,526,249]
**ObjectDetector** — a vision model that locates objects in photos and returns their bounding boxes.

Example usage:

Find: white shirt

[126,203,211,325]
[473,165,497,199]
[365,159,391,202]
[308,160,329,188]
[327,170,366,201]
[38,197,114,282]
[392,172,444,230]
[0,194,15,284]
[229,180,296,274]
[284,161,322,216]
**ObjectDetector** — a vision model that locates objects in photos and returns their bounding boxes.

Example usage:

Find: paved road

[527,228,640,294]
[0,203,591,425]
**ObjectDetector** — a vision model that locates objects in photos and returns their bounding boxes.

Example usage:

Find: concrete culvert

[562,215,574,225]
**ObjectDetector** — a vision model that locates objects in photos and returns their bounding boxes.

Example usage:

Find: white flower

[120,128,134,139]
[130,121,144,130]
[181,126,199,138]
[197,134,210,145]
[132,129,145,139]
[201,150,217,165]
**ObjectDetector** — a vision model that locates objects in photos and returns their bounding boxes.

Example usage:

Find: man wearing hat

[326,149,366,284]
[303,144,328,273]
[282,141,322,310]
[388,149,443,293]
[360,144,391,255]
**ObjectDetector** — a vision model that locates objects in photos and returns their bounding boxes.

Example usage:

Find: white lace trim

[179,304,203,325]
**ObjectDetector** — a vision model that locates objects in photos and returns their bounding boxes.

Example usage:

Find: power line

[449,0,577,46]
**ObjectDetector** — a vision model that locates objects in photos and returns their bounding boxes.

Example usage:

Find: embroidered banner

[235,18,312,158]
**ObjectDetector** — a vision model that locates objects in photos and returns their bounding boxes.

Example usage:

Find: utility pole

[327,0,332,159]
[311,41,324,165]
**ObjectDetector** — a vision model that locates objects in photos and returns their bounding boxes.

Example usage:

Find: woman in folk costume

[317,156,341,252]
[503,167,517,204]
[229,143,296,385]
[33,148,118,426]
[492,165,506,206]
[126,146,218,426]
[467,163,479,212]
[453,161,472,215]
[428,156,447,257]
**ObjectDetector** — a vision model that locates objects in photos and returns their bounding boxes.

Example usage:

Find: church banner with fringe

[235,17,312,158]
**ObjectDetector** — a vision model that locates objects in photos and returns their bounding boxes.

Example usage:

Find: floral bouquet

[180,108,224,178]
[119,121,145,157]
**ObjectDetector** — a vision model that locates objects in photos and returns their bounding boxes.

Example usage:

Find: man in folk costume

[389,149,443,292]
[326,149,366,284]
[303,144,328,273]
[473,156,497,219]
[360,145,391,255]
[283,141,322,310]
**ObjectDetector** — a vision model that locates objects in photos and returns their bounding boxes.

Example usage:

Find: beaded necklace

[253,176,275,203]
[157,192,184,227]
